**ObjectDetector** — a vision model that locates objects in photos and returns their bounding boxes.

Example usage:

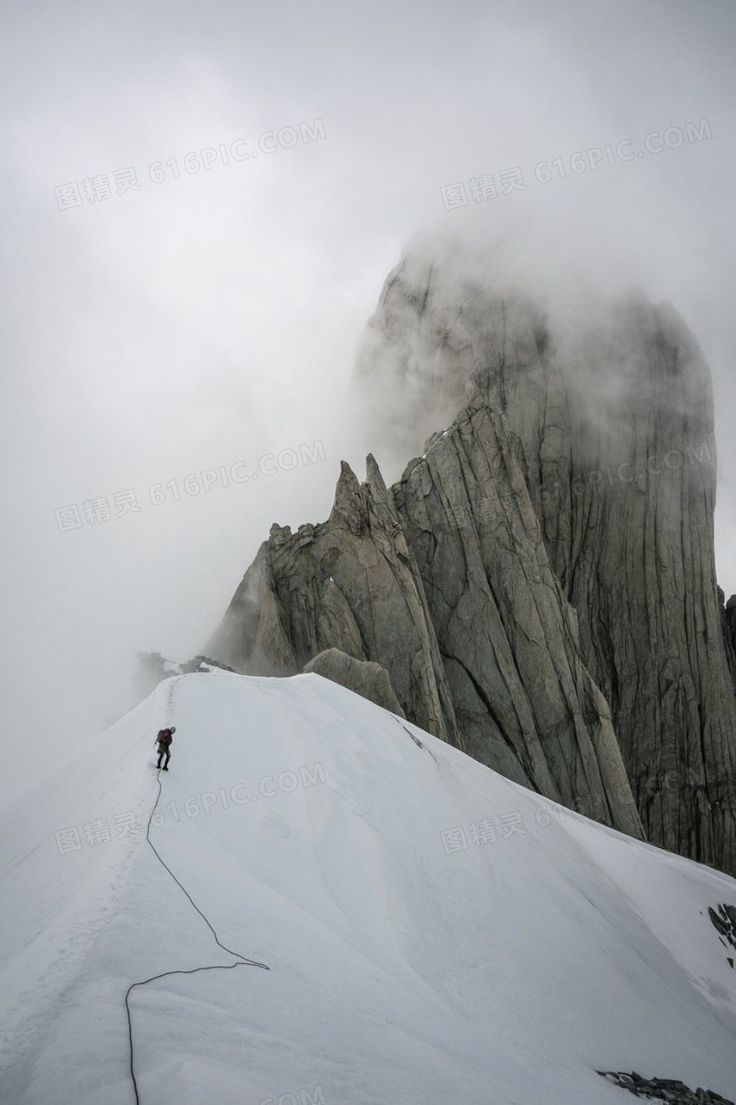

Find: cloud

[1,0,734,802]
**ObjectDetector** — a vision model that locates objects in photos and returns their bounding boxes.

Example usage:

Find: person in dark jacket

[156,726,175,770]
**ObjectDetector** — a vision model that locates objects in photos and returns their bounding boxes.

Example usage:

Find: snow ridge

[125,677,270,1104]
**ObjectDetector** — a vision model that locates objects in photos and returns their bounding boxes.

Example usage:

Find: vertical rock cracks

[208,253,736,874]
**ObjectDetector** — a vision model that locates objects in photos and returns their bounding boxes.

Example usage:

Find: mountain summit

[209,249,736,876]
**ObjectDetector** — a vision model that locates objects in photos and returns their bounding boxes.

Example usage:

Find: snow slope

[1,671,735,1105]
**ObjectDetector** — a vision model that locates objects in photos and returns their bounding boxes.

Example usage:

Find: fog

[1,0,735,803]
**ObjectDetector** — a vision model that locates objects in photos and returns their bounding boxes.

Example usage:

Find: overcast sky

[2,0,735,803]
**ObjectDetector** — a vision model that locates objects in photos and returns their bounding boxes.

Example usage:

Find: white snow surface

[1,671,735,1105]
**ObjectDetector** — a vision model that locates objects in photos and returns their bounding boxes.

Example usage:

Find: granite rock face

[209,445,642,837]
[208,457,459,746]
[352,252,736,873]
[303,648,405,717]
[392,402,641,835]
[209,249,736,873]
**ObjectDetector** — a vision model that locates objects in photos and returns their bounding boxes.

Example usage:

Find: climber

[155,726,175,771]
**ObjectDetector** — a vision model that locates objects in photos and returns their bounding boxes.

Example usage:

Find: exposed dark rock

[180,654,236,674]
[136,651,235,695]
[707,903,736,956]
[721,589,736,689]
[303,648,405,716]
[598,1070,734,1104]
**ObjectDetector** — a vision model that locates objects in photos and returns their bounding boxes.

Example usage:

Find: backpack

[157,728,173,746]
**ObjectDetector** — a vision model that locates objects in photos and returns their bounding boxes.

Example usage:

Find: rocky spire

[208,455,460,745]
[207,250,736,874]
[352,253,736,874]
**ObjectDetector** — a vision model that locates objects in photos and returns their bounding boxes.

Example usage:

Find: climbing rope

[125,689,270,1104]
